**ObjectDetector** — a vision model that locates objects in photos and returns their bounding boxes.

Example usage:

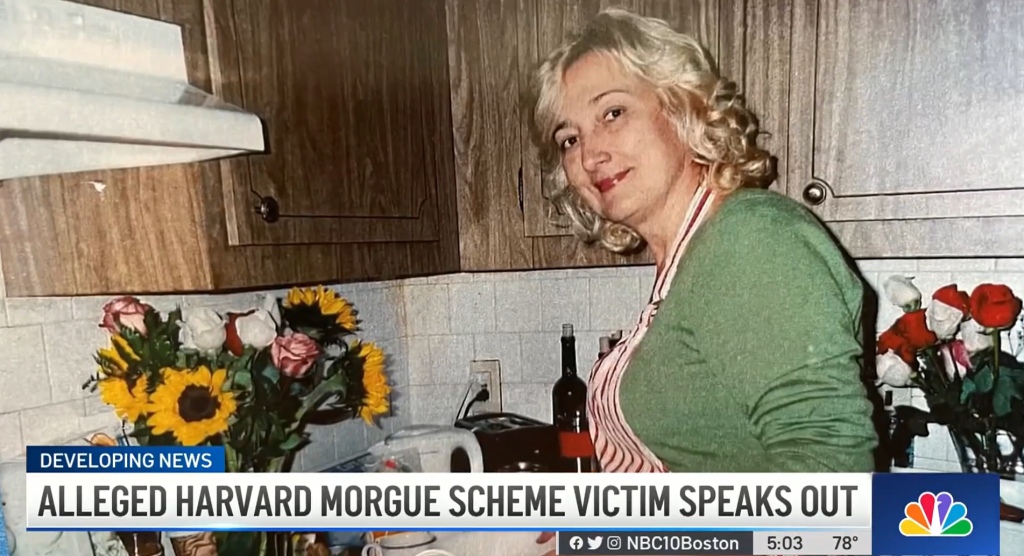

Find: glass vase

[948,428,1023,477]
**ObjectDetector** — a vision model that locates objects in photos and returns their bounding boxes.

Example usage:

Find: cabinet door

[207,0,456,247]
[519,0,720,239]
[789,0,1024,257]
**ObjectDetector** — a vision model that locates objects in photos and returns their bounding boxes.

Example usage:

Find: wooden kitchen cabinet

[449,0,726,271]
[769,0,1024,257]
[0,0,459,297]
[206,0,455,248]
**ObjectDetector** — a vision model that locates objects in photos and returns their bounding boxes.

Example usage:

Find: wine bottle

[552,324,594,472]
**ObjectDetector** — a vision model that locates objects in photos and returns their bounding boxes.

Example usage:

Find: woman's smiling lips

[595,169,631,193]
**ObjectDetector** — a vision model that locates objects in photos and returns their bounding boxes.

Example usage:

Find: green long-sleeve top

[619,188,878,472]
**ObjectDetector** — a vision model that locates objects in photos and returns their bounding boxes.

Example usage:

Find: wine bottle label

[558,430,595,458]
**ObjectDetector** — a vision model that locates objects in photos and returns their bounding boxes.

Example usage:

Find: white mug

[360,532,455,556]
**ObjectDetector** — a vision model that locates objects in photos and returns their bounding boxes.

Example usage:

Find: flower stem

[222,436,239,473]
[986,332,1001,473]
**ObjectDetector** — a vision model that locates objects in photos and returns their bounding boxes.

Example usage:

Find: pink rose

[941,340,973,380]
[271,333,320,378]
[101,296,151,336]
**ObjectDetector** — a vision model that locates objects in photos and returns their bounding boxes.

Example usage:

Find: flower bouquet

[876,276,1024,521]
[82,287,391,556]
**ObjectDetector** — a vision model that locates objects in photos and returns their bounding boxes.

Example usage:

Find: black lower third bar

[557,531,753,555]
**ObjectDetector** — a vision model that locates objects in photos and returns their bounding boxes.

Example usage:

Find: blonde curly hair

[530,8,774,253]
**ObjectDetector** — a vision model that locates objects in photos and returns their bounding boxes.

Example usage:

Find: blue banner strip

[26,446,225,473]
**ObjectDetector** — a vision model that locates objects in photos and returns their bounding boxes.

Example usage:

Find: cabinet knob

[802,182,827,206]
[254,195,280,223]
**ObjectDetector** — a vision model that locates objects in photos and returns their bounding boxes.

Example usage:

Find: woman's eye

[559,136,578,150]
[604,108,624,121]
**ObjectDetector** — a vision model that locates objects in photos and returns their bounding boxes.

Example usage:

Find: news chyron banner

[25,446,1001,555]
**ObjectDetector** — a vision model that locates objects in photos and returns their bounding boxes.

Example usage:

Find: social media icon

[607,536,622,550]
[569,536,583,550]
[587,536,603,549]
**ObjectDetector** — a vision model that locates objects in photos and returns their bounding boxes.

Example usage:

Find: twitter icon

[587,536,604,550]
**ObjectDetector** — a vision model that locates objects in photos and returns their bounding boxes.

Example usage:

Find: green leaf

[974,367,994,393]
[260,363,280,384]
[993,374,1022,417]
[960,378,977,404]
[1003,367,1024,387]
[230,370,252,389]
[296,374,348,422]
[279,433,304,451]
[994,379,1014,417]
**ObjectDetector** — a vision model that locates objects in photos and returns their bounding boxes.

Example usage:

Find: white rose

[180,308,227,353]
[876,351,914,387]
[261,294,282,327]
[961,319,994,354]
[235,309,278,350]
[883,275,922,312]
[926,299,964,341]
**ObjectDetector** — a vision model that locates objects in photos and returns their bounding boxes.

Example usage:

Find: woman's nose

[580,136,611,172]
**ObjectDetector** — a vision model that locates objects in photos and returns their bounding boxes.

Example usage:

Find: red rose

[224,310,255,357]
[892,310,938,351]
[969,284,1022,330]
[100,296,152,336]
[932,285,970,318]
[271,333,320,378]
[877,328,905,354]
[877,327,918,365]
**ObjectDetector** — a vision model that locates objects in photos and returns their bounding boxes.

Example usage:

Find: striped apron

[587,185,716,473]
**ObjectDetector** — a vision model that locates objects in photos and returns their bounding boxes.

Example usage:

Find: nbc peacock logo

[899,491,973,537]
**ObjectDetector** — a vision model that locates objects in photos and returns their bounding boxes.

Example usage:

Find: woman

[534,9,877,552]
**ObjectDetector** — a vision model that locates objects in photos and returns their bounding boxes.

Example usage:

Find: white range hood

[0,0,265,181]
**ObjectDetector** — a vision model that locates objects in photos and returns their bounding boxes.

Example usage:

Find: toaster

[451,412,561,472]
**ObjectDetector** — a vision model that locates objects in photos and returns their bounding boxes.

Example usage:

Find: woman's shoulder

[714,187,824,231]
[693,187,843,258]
[682,187,861,295]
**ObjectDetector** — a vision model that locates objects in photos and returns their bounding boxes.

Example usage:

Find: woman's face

[552,52,692,230]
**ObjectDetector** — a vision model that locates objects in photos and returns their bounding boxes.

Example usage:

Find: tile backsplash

[3,256,1024,551]
[401,267,651,426]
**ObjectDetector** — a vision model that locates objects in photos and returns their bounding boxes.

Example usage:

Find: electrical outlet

[469,360,502,415]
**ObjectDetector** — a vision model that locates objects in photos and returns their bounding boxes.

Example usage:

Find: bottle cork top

[562,323,574,337]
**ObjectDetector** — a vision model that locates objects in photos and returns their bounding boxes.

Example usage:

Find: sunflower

[96,335,140,377]
[146,366,236,446]
[284,286,358,331]
[356,342,390,424]
[98,375,150,422]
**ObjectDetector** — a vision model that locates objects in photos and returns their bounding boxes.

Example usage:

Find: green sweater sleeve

[620,190,878,472]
